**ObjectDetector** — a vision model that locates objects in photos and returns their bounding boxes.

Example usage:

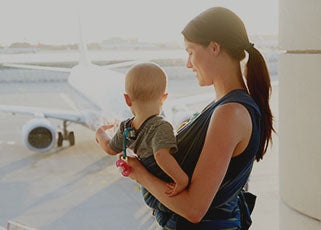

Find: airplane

[0,52,206,153]
[0,33,212,153]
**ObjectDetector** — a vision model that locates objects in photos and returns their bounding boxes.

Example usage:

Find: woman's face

[184,39,214,86]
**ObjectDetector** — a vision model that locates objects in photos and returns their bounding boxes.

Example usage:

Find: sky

[0,0,278,45]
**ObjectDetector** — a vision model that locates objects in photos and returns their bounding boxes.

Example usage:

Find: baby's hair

[125,62,167,102]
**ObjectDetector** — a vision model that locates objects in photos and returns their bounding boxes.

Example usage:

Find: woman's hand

[126,156,148,183]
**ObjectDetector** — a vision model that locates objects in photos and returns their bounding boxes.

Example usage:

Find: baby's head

[125,62,167,103]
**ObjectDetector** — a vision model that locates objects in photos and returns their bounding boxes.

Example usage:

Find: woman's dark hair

[182,7,274,161]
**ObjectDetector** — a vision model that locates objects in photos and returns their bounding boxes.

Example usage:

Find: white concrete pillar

[279,0,321,229]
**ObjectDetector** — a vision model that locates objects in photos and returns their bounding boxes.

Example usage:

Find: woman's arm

[127,103,251,223]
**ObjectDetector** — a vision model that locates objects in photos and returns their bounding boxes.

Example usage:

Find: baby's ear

[161,93,168,105]
[124,94,132,106]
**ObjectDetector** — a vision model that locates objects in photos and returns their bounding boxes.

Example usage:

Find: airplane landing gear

[57,121,75,147]
[58,132,63,147]
[68,131,75,146]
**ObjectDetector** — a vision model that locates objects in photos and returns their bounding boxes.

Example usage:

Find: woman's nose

[185,58,192,68]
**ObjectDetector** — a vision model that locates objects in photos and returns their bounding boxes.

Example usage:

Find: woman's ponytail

[246,46,275,161]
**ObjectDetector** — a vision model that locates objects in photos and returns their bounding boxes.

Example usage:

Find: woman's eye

[185,49,192,56]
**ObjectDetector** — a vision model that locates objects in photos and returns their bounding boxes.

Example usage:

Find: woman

[126,7,274,229]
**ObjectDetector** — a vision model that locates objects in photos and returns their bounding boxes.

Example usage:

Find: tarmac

[0,67,279,230]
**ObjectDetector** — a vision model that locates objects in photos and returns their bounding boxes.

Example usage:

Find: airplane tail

[76,9,91,66]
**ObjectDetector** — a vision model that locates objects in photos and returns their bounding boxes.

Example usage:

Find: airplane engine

[22,118,56,152]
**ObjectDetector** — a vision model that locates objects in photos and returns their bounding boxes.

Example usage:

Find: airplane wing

[0,103,97,153]
[0,105,86,124]
[2,63,71,72]
[2,60,140,73]
[164,93,213,126]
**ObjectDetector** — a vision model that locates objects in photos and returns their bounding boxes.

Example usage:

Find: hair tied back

[245,42,254,52]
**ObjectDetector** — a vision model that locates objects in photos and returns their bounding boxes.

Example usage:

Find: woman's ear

[123,94,132,106]
[209,41,220,56]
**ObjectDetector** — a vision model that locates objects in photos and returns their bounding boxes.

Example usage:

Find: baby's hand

[165,182,185,197]
[165,175,189,197]
[95,124,114,143]
[95,125,114,140]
